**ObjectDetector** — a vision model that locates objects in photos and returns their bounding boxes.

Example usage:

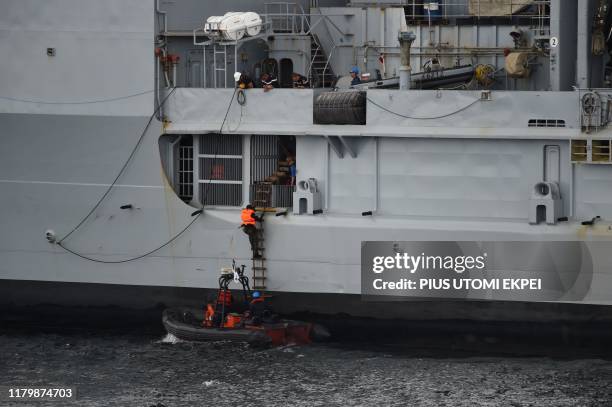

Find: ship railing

[192,21,274,89]
[308,33,334,87]
[321,44,336,89]
[249,184,295,209]
[404,1,551,21]
[307,42,319,85]
[264,2,310,34]
[262,2,350,38]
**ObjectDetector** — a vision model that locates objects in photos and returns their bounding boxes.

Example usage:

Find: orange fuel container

[224,313,243,328]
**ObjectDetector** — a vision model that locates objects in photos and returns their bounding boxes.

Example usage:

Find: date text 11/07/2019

[372,278,542,291]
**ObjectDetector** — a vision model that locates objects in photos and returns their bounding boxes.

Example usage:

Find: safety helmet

[350,66,360,74]
[252,291,261,299]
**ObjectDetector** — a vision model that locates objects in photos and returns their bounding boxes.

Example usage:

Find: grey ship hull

[3,0,612,324]
[4,279,612,326]
[1,109,611,323]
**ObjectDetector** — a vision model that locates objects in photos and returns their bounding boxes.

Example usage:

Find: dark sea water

[3,323,612,407]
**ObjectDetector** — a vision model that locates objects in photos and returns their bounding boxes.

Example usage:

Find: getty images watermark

[361,241,597,302]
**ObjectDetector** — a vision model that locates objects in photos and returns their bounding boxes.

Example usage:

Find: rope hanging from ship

[366,96,482,120]
[56,87,240,263]
[0,90,155,105]
[226,89,246,132]
[57,87,177,245]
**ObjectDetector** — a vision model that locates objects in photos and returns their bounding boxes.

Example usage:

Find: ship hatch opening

[159,133,244,208]
[159,135,194,204]
[160,134,296,208]
[279,58,294,88]
[250,135,296,208]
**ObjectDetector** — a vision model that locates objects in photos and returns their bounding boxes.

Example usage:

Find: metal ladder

[308,35,336,88]
[213,44,228,89]
[252,223,267,290]
[252,182,272,290]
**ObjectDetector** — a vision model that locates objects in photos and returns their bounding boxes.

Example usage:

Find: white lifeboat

[204,12,262,41]
[241,12,263,36]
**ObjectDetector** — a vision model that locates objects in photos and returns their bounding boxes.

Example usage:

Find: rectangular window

[199,134,243,206]
[177,138,194,202]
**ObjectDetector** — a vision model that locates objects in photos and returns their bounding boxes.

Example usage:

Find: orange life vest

[241,208,256,226]
[216,290,232,306]
[204,304,215,327]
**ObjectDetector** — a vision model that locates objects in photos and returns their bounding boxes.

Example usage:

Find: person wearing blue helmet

[249,291,266,325]
[350,66,361,86]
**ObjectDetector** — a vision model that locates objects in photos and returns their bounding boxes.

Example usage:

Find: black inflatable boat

[162,308,330,346]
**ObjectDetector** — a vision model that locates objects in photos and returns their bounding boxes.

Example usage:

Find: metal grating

[528,119,566,128]
[251,135,279,183]
[199,134,243,206]
[249,134,295,208]
[201,184,242,206]
[200,157,242,181]
[200,133,242,155]
[273,185,294,208]
[249,184,295,208]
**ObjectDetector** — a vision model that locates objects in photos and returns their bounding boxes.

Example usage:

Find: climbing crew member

[248,291,266,325]
[241,204,262,258]
[238,73,254,89]
[291,72,309,88]
[260,73,277,92]
[349,66,361,86]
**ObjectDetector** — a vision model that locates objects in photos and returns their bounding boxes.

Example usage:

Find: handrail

[155,0,167,34]
[402,0,551,19]
[264,2,311,34]
[306,9,349,38]
[262,2,350,38]
[192,27,212,46]
[307,44,319,81]
[264,13,310,34]
[322,44,337,88]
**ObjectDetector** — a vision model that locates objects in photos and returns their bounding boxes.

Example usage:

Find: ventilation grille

[592,139,611,162]
[528,119,566,128]
[571,139,587,162]
[570,139,612,164]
